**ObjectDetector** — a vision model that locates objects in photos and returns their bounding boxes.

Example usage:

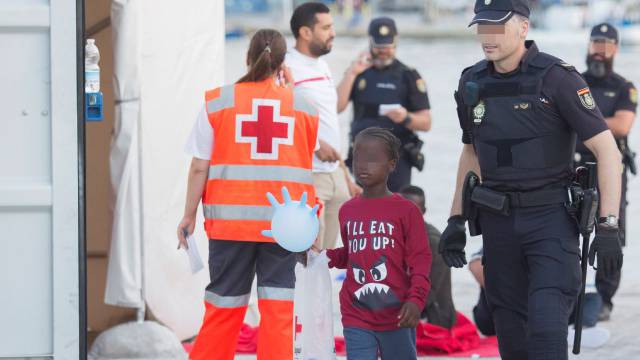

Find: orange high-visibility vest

[202,78,319,242]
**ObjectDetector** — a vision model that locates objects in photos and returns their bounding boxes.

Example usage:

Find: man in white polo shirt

[287,2,359,250]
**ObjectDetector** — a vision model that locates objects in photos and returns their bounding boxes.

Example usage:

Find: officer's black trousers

[479,204,581,360]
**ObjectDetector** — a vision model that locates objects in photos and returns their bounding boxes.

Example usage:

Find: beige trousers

[313,168,350,250]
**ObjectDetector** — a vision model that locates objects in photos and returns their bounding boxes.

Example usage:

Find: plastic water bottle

[85,39,100,93]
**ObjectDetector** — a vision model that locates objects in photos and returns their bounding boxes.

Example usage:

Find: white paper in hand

[184,234,204,274]
[379,103,402,116]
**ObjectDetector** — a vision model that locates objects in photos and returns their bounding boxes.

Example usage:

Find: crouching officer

[438,1,624,359]
[576,23,637,321]
[337,16,432,191]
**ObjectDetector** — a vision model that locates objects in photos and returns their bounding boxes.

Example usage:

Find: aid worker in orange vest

[177,29,319,360]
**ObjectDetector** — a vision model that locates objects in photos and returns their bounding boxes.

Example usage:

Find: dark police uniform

[348,17,430,192]
[457,39,609,360]
[575,23,638,314]
[447,0,613,355]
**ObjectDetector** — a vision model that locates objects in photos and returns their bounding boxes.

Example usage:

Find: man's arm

[450,144,481,216]
[337,52,371,113]
[605,110,635,138]
[550,67,621,216]
[606,82,637,137]
[402,68,432,132]
[583,130,622,216]
[337,71,357,114]
[408,109,432,132]
[385,108,432,131]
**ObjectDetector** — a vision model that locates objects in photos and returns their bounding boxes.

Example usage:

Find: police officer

[576,23,637,321]
[337,17,432,192]
[438,1,624,359]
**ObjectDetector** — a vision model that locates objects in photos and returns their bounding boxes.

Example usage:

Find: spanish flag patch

[577,88,596,110]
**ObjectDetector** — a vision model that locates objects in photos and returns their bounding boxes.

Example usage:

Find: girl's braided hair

[354,127,401,162]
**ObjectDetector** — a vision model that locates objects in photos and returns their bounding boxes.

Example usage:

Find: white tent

[105,0,225,340]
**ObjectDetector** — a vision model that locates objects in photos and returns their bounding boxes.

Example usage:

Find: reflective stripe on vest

[203,204,273,221]
[202,80,319,242]
[257,286,295,301]
[208,164,313,184]
[205,290,250,308]
[206,84,235,113]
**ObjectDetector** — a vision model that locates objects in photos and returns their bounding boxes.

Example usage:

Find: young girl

[326,127,432,360]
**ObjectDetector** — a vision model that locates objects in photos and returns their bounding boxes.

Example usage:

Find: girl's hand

[397,302,421,328]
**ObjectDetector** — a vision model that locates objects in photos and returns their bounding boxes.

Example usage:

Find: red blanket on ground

[183,312,499,357]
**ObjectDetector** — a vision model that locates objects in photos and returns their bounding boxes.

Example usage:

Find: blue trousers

[343,327,417,360]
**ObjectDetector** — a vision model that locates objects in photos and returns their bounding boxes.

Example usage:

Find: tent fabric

[105,0,143,309]
[106,0,225,340]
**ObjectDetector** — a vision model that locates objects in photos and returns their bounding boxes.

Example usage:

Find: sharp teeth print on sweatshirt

[327,194,432,331]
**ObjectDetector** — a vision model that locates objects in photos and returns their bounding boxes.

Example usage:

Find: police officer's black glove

[588,225,623,277]
[439,215,467,268]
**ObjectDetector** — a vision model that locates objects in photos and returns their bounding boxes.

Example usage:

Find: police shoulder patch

[577,87,596,110]
[416,78,426,93]
[630,87,638,104]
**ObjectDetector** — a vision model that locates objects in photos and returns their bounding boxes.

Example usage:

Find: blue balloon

[262,187,320,252]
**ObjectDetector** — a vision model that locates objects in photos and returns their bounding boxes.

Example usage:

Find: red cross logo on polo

[236,99,294,160]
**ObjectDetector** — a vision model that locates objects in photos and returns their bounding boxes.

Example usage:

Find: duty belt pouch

[471,186,510,216]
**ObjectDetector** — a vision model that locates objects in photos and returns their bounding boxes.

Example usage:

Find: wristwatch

[598,215,619,228]
[401,115,412,127]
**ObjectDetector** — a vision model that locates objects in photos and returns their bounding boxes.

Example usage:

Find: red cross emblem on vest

[236,99,294,160]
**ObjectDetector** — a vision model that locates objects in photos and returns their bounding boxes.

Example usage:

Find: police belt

[470,186,570,215]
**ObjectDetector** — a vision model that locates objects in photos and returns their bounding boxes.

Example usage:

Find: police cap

[590,23,619,44]
[368,17,397,46]
[469,0,530,27]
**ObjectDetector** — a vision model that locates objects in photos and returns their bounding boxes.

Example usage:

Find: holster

[462,171,482,236]
[569,164,600,235]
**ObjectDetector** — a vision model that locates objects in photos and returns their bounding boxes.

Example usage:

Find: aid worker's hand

[297,245,321,267]
[385,106,409,124]
[279,64,294,88]
[397,302,421,328]
[177,216,196,250]
[315,139,341,162]
[348,51,372,76]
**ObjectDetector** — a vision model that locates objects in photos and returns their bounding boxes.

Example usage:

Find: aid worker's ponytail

[237,29,286,83]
